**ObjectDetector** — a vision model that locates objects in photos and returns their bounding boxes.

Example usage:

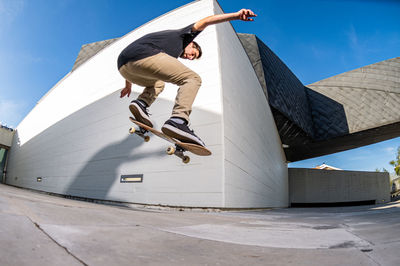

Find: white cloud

[384,147,395,153]
[345,23,393,64]
[0,98,26,128]
[0,0,24,18]
[0,0,24,33]
[345,24,365,64]
[347,25,358,49]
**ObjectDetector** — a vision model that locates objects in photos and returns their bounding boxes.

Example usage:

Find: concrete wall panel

[289,168,390,205]
[214,3,288,208]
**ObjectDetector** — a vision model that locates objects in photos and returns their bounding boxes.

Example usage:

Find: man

[118,8,256,147]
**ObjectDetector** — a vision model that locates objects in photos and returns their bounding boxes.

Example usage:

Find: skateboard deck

[129,117,211,163]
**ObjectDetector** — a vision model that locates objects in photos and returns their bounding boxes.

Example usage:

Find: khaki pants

[119,53,202,122]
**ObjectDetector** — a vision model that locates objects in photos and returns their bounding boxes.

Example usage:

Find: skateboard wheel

[166,146,175,155]
[144,136,150,142]
[182,156,190,164]
[129,127,136,134]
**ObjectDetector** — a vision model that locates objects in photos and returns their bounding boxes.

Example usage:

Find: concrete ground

[0,184,399,266]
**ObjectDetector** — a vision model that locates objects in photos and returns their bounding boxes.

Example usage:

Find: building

[2,0,399,208]
[0,125,14,184]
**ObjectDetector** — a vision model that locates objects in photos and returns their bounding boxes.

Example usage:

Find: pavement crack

[361,250,381,266]
[32,221,88,266]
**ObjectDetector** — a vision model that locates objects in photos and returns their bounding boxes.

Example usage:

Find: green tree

[389,147,400,176]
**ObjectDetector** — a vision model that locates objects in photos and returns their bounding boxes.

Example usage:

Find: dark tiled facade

[239,33,400,162]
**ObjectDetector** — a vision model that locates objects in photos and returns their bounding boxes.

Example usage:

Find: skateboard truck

[128,117,211,164]
[129,126,150,142]
[166,145,190,164]
[129,125,190,163]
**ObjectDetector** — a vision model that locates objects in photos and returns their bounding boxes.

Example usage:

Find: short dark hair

[192,41,202,59]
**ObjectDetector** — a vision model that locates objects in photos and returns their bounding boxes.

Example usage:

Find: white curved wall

[16,0,219,146]
[6,0,288,208]
[213,4,288,208]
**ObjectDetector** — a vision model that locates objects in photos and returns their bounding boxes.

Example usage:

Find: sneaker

[129,100,153,127]
[162,118,206,147]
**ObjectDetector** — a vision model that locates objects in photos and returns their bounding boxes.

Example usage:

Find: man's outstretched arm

[193,9,256,31]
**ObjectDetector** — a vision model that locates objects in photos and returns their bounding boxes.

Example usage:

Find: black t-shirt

[117,23,201,69]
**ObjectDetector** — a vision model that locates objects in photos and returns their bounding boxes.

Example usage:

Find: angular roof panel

[239,34,400,162]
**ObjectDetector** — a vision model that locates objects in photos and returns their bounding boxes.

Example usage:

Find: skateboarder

[118,8,256,147]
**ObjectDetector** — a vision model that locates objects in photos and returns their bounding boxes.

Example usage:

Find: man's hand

[120,87,131,98]
[120,80,132,98]
[237,9,257,21]
[193,8,257,31]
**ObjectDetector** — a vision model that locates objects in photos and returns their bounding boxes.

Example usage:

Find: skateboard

[129,117,211,163]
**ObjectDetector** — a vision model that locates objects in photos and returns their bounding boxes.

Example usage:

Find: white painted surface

[7,0,224,207]
[16,0,220,146]
[214,2,288,208]
[7,0,289,208]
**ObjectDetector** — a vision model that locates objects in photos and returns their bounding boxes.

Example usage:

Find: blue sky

[0,0,399,172]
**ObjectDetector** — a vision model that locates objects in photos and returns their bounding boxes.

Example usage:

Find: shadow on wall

[6,90,168,201]
[7,87,222,204]
[65,134,165,201]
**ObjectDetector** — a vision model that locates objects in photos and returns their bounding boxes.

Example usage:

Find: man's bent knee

[184,72,201,88]
[177,70,202,86]
[192,73,202,87]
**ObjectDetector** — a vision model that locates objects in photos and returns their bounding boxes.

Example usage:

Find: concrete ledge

[289,168,390,206]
